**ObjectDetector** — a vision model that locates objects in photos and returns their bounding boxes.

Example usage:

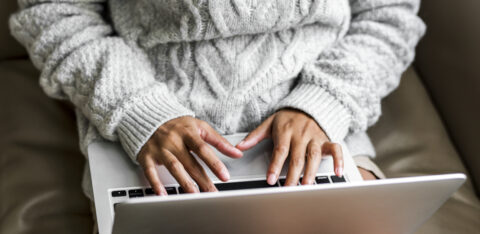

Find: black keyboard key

[315,176,330,184]
[166,187,177,195]
[128,189,144,198]
[111,190,126,197]
[178,187,185,194]
[215,180,277,191]
[145,187,177,195]
[330,175,346,183]
[144,188,155,195]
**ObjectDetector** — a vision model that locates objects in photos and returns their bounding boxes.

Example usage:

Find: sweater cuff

[117,85,195,163]
[274,83,351,142]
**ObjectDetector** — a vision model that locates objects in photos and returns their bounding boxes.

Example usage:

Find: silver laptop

[88,133,465,234]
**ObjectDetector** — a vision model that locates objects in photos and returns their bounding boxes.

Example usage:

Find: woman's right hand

[137,116,243,195]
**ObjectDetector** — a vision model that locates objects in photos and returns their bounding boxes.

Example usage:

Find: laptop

[88,133,465,234]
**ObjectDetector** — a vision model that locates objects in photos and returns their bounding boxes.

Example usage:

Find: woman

[10,0,424,203]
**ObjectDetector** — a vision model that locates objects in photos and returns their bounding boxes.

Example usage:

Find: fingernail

[336,168,343,177]
[160,189,168,196]
[221,167,230,181]
[267,173,277,185]
[237,140,245,147]
[233,147,243,155]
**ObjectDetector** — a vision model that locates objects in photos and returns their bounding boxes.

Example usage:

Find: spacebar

[215,180,277,191]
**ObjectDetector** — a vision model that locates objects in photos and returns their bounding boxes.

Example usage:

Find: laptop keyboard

[111,175,347,199]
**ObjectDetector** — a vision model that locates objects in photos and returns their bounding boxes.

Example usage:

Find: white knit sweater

[10,0,425,197]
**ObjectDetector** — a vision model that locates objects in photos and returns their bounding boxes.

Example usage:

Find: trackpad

[196,139,273,181]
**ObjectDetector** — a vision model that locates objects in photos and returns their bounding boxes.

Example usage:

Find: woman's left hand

[236,108,343,186]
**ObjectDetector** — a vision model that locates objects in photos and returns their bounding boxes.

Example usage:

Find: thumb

[236,114,275,151]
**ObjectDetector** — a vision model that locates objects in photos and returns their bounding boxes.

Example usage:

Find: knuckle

[283,120,293,130]
[197,119,208,128]
[307,152,316,161]
[273,145,288,156]
[310,142,321,149]
[137,153,149,165]
[145,166,156,174]
[308,144,321,158]
[306,120,315,128]
[166,160,182,172]
[300,125,309,136]
[197,126,209,138]
[198,143,211,154]
[291,156,304,167]
[210,160,224,172]
[169,121,180,129]
[192,142,209,155]
[184,181,196,190]
[210,137,223,148]
[181,124,196,134]
[156,125,170,136]
[165,131,177,140]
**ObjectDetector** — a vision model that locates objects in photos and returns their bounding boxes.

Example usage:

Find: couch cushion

[415,0,480,195]
[0,0,27,60]
[369,68,480,233]
[0,60,478,233]
[0,60,92,234]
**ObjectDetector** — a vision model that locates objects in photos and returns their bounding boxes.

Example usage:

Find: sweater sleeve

[9,0,195,162]
[274,0,426,142]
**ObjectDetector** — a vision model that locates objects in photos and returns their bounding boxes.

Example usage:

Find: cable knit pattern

[10,0,425,192]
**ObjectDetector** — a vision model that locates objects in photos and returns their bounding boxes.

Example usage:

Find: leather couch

[1,1,479,233]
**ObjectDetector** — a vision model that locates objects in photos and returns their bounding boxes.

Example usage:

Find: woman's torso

[108,0,351,134]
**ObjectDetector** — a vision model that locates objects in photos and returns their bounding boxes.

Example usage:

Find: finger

[161,149,199,193]
[198,122,243,158]
[284,137,308,186]
[266,127,291,185]
[301,140,323,185]
[176,145,217,192]
[236,115,274,151]
[141,154,168,196]
[185,133,230,182]
[324,142,344,177]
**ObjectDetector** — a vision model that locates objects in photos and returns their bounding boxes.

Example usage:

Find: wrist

[357,167,378,180]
